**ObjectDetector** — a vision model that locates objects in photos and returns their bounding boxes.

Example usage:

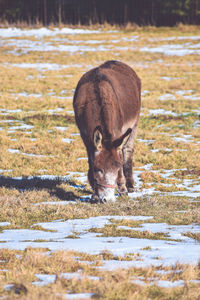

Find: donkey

[73,60,141,203]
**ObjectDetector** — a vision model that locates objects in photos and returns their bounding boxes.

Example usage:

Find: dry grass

[0,248,200,299]
[0,24,200,298]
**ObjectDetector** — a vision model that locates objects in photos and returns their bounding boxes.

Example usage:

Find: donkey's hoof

[118,186,128,196]
[126,181,135,193]
[90,194,100,203]
[127,186,134,193]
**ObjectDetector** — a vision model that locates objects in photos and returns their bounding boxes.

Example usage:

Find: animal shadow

[0,175,89,202]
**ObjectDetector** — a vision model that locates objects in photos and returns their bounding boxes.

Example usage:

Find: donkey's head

[91,127,132,203]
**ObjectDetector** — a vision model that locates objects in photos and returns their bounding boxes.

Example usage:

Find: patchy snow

[66,172,87,184]
[2,39,111,54]
[140,43,200,56]
[154,269,173,275]
[141,90,150,96]
[176,90,200,101]
[173,135,193,143]
[14,92,42,98]
[188,42,200,48]
[151,148,172,153]
[161,76,180,81]
[4,284,15,291]
[4,62,81,71]
[1,28,200,275]
[149,36,200,42]
[0,108,22,114]
[48,108,64,114]
[9,124,34,131]
[193,120,200,128]
[169,190,200,198]
[159,94,176,101]
[61,272,99,281]
[22,152,53,158]
[70,133,80,136]
[62,138,73,144]
[0,169,12,174]
[137,139,155,144]
[0,216,199,267]
[131,277,185,287]
[1,28,200,57]
[155,280,185,288]
[129,187,158,198]
[7,149,53,158]
[118,222,200,241]
[55,126,68,132]
[8,148,20,154]
[0,119,17,123]
[177,89,194,95]
[77,157,87,161]
[64,293,94,299]
[34,201,76,206]
[67,110,75,115]
[98,260,141,271]
[138,163,153,171]
[0,222,10,226]
[148,109,178,116]
[0,27,102,38]
[32,274,56,286]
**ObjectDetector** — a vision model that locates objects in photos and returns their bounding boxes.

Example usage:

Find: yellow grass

[0,24,200,299]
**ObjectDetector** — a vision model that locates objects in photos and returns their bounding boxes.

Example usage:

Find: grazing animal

[73,60,141,203]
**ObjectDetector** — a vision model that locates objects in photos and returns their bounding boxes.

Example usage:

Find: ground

[0,24,200,299]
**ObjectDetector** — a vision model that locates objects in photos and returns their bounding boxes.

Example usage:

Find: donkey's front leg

[117,166,128,195]
[123,147,134,192]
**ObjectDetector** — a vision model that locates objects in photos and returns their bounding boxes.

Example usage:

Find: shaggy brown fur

[73,60,141,202]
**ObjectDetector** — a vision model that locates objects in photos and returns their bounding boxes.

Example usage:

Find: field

[0,24,200,299]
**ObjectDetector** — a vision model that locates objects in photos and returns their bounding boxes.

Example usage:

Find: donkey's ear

[93,126,103,151]
[112,128,132,149]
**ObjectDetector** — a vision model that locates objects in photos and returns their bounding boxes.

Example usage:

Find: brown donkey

[73,60,141,203]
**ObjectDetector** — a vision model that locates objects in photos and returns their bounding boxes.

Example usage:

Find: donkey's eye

[94,167,103,174]
[112,161,121,169]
